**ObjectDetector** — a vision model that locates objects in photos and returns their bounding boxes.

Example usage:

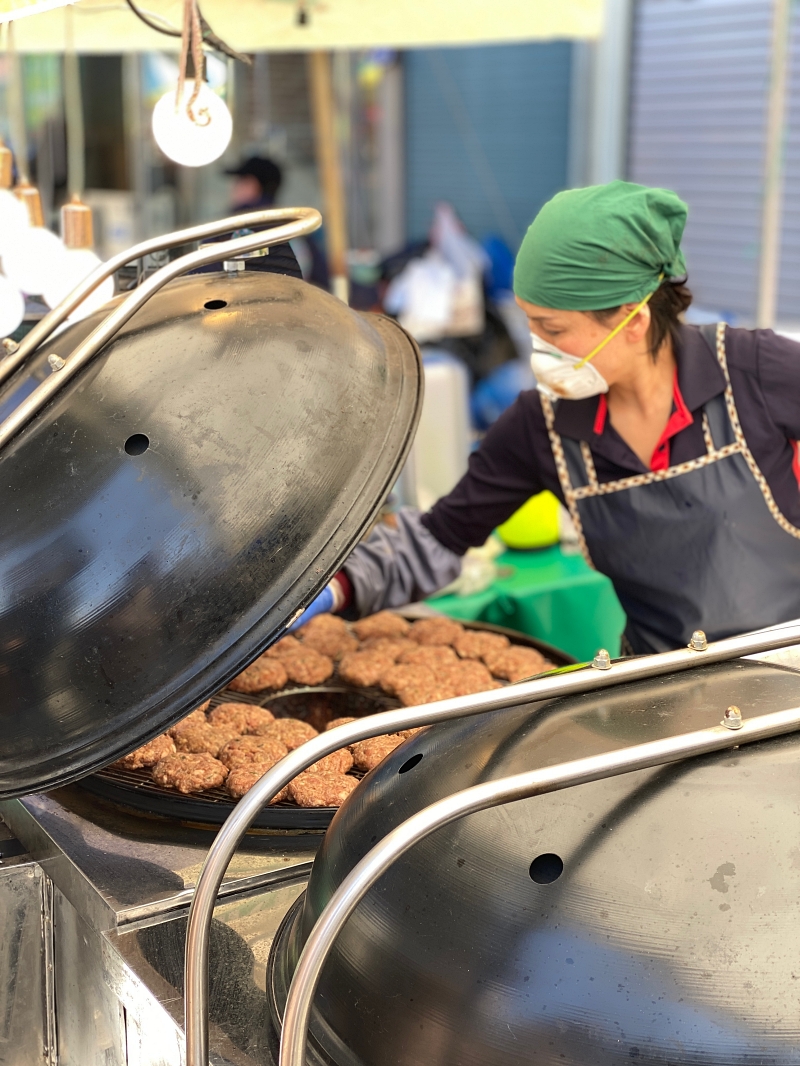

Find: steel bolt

[721,705,743,730]
[689,630,708,652]
[2,338,19,355]
[47,354,66,372]
[592,649,612,671]
[223,259,246,273]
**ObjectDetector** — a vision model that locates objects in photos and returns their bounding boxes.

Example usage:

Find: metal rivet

[47,354,66,372]
[223,259,246,272]
[721,705,743,730]
[2,338,19,355]
[592,649,612,670]
[689,630,708,652]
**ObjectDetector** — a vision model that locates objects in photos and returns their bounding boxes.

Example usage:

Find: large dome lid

[271,658,800,1065]
[0,271,422,797]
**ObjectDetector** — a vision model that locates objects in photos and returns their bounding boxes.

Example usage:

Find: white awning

[3,0,604,52]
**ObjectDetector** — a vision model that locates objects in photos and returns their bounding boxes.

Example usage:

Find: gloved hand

[288,577,351,632]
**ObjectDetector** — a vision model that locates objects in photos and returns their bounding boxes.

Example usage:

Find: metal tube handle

[0,207,321,387]
[279,702,800,1066]
[0,208,322,452]
[183,622,800,1066]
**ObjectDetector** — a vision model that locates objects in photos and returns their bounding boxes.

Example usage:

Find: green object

[496,491,560,550]
[428,544,626,663]
[513,180,688,310]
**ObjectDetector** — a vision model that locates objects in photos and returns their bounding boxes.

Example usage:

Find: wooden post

[308,51,349,303]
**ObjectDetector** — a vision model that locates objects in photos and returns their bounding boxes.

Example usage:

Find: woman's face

[514,296,652,387]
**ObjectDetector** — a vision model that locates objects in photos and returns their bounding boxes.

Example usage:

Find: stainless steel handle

[279,701,800,1066]
[0,207,322,452]
[183,621,800,1066]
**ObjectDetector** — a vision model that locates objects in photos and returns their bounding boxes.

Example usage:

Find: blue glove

[289,583,335,632]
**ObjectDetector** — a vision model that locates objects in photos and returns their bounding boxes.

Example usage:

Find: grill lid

[0,270,422,797]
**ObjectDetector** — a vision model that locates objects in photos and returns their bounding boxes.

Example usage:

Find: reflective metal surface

[0,271,422,796]
[0,862,53,1065]
[272,659,800,1065]
[184,622,800,1066]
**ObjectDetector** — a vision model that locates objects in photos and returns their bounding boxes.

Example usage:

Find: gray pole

[756,0,793,328]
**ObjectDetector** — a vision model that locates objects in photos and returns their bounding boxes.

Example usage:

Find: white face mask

[530,333,609,401]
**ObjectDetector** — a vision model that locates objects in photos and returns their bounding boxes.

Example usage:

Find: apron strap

[540,393,596,569]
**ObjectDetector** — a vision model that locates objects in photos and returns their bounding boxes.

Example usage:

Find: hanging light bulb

[2,226,68,297]
[0,275,24,339]
[152,78,232,168]
[0,139,29,257]
[40,197,114,320]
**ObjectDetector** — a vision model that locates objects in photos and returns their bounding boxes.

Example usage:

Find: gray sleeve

[342,507,463,618]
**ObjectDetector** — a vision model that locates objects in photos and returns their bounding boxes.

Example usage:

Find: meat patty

[394,678,458,707]
[226,766,289,802]
[115,734,175,770]
[256,718,319,750]
[398,645,458,668]
[263,635,303,659]
[206,702,250,732]
[351,734,404,771]
[305,748,354,774]
[168,707,209,738]
[152,752,228,794]
[227,659,288,694]
[440,660,500,697]
[297,615,359,660]
[409,616,464,647]
[484,646,550,682]
[325,716,357,731]
[454,630,510,661]
[338,651,395,688]
[241,705,276,733]
[359,637,417,660]
[379,663,435,696]
[352,611,411,640]
[281,649,334,686]
[174,724,240,757]
[218,736,288,771]
[288,771,359,808]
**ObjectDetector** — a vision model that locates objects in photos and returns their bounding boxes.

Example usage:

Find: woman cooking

[303,180,800,654]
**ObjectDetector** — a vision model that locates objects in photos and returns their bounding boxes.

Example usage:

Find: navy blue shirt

[423,324,800,555]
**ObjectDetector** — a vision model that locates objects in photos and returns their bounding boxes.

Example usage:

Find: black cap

[225,156,282,196]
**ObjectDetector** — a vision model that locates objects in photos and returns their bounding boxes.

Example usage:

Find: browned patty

[206,702,250,732]
[168,707,209,738]
[218,735,288,771]
[152,752,228,794]
[297,614,359,660]
[454,630,510,661]
[359,636,417,660]
[351,734,404,771]
[305,748,354,774]
[395,678,458,707]
[281,649,334,686]
[225,766,289,802]
[227,659,288,693]
[338,650,395,688]
[379,663,435,696]
[352,611,411,640]
[484,646,550,682]
[241,705,276,733]
[398,644,458,668]
[174,724,240,757]
[440,660,500,697]
[288,771,359,807]
[256,717,319,750]
[409,616,464,647]
[325,716,357,731]
[263,635,303,659]
[115,734,175,770]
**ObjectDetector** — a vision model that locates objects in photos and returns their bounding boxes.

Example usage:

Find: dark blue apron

[541,322,800,654]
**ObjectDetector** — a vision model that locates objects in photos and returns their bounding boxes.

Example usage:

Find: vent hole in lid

[124,433,150,456]
[529,853,563,884]
[398,753,423,774]
[204,299,227,310]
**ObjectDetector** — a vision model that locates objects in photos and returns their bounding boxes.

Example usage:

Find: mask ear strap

[574,274,664,369]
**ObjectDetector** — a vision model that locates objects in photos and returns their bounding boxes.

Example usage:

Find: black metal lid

[0,272,422,797]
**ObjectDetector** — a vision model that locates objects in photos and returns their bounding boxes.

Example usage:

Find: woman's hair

[589,279,693,358]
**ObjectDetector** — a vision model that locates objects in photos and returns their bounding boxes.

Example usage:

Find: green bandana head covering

[513,180,688,310]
